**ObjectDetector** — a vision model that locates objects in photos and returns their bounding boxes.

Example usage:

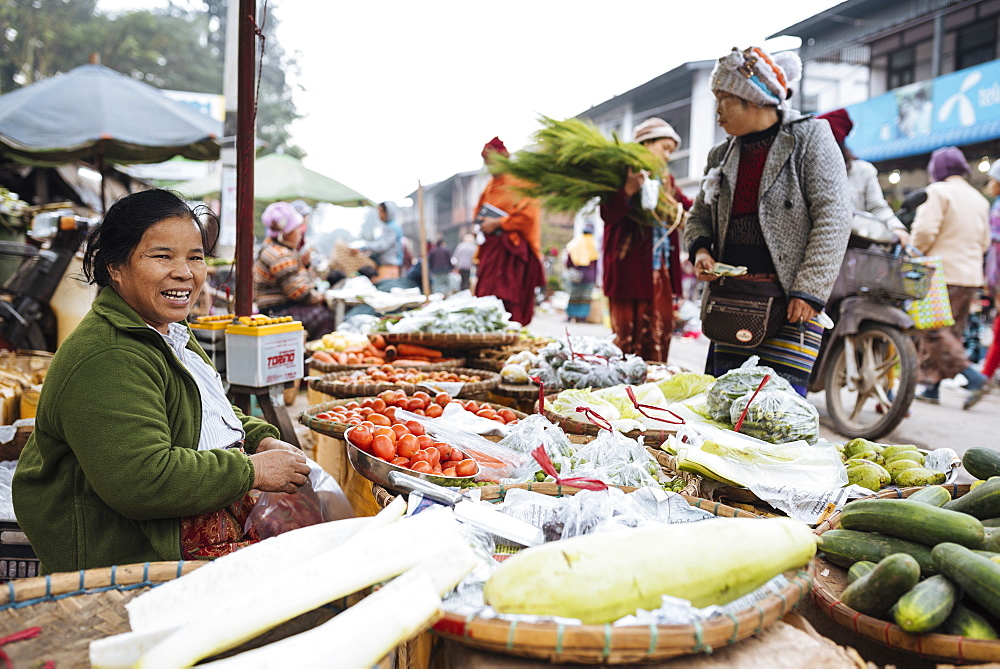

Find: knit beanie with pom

[710,46,802,108]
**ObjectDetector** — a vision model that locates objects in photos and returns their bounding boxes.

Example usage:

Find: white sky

[97,0,844,208]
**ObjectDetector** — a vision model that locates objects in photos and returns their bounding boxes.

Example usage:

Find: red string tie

[625,386,686,425]
[574,406,613,431]
[531,445,607,491]
[0,627,43,669]
[733,375,770,433]
[528,375,545,414]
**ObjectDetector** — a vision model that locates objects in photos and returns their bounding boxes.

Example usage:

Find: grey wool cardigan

[684,109,852,309]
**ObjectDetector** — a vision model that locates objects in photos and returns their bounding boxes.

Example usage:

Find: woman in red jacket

[600,118,687,362]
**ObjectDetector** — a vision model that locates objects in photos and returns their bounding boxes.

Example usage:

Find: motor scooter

[0,207,97,352]
[807,190,929,440]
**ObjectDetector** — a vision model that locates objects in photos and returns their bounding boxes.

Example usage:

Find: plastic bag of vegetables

[706,356,793,421]
[728,386,819,444]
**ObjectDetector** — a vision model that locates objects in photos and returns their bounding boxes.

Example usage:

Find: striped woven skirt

[706,318,824,396]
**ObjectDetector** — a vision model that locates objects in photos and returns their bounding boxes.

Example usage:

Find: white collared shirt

[157,323,245,451]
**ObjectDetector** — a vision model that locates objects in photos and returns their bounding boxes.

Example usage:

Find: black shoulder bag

[700,276,787,348]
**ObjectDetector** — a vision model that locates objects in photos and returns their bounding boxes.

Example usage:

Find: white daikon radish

[135,506,470,669]
[200,549,477,669]
[127,496,403,633]
[89,627,175,669]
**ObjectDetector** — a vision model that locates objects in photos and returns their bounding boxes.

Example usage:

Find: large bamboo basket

[811,484,1000,664]
[372,482,812,664]
[308,367,501,399]
[307,357,465,374]
[379,332,521,349]
[298,397,529,441]
[0,561,402,667]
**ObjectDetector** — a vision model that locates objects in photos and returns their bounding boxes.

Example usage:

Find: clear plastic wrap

[563,430,662,489]
[244,458,355,539]
[728,386,820,444]
[394,407,535,480]
[497,414,575,458]
[705,356,793,421]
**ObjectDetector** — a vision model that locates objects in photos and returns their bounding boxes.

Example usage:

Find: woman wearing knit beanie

[684,46,852,395]
[253,201,336,340]
[910,146,992,409]
[817,108,910,246]
[599,117,688,362]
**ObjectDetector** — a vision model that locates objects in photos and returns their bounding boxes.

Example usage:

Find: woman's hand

[623,168,646,198]
[786,298,818,324]
[250,450,310,494]
[693,249,717,281]
[893,229,912,246]
[479,216,503,234]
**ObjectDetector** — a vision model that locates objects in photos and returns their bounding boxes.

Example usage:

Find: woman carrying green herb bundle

[684,46,851,396]
[599,118,688,362]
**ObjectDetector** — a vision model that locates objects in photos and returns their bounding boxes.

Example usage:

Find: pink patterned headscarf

[262,201,304,239]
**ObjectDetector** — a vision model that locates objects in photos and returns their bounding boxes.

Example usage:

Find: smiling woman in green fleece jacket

[12,189,311,574]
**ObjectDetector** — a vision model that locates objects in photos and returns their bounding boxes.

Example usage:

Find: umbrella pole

[97,144,106,214]
[234,0,256,317]
[417,181,430,296]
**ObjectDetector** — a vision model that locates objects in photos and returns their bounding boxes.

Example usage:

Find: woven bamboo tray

[298,398,530,441]
[539,404,681,445]
[810,483,1000,664]
[307,357,466,374]
[308,367,501,399]
[0,561,387,667]
[379,332,521,349]
[372,482,814,663]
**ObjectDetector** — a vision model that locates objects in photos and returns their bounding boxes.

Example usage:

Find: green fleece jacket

[12,288,279,573]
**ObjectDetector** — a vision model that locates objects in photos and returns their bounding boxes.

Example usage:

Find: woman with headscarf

[362,201,405,282]
[253,201,335,340]
[684,46,852,396]
[600,117,687,361]
[474,137,545,326]
[911,146,991,409]
[563,223,600,322]
[817,108,910,245]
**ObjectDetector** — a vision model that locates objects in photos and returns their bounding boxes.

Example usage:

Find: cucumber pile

[821,481,1000,639]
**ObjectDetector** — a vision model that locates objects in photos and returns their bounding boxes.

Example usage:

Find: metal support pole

[234,0,256,317]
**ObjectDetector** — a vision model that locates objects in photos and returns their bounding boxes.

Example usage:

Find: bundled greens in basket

[489,116,680,226]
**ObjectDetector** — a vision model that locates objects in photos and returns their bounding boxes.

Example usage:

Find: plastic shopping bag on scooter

[905,256,955,329]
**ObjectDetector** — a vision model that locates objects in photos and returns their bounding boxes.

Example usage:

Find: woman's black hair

[82,188,219,287]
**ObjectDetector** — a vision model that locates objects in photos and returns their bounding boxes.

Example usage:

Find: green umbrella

[175,152,372,207]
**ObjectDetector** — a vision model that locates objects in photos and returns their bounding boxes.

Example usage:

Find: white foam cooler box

[225,319,304,387]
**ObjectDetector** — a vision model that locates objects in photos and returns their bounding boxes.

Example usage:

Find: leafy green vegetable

[656,372,716,402]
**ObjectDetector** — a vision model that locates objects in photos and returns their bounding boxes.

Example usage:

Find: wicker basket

[540,405,681,445]
[810,484,1000,664]
[372,482,813,664]
[0,561,402,667]
[379,332,521,349]
[298,398,530,441]
[308,367,501,399]
[307,357,466,374]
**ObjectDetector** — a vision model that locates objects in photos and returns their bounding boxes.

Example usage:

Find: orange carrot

[461,447,508,466]
[383,345,398,361]
[311,350,336,364]
[396,343,443,359]
[369,334,387,350]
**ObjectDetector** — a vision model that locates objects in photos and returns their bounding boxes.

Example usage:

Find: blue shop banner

[838,58,1000,162]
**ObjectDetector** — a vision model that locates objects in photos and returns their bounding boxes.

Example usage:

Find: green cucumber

[982,517,1000,528]
[841,553,921,619]
[893,574,959,633]
[820,529,936,574]
[932,543,1000,620]
[840,499,984,548]
[963,448,1000,481]
[848,560,877,584]
[981,527,1000,552]
[907,485,952,507]
[942,603,1000,639]
[943,478,1000,519]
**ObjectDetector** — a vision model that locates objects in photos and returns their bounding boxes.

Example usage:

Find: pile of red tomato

[322,390,518,478]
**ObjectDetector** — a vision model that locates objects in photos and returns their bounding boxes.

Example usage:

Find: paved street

[526,303,996,482]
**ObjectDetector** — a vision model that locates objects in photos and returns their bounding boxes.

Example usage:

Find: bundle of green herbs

[489,116,680,226]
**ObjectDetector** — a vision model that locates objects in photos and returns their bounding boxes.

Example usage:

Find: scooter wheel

[823,322,917,440]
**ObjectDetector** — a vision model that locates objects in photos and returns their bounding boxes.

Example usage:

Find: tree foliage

[0,0,302,155]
